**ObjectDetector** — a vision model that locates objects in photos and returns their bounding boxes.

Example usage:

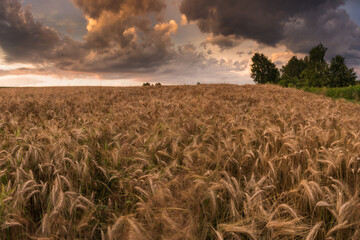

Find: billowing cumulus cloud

[66,17,179,72]
[0,0,180,73]
[74,0,167,49]
[70,0,180,72]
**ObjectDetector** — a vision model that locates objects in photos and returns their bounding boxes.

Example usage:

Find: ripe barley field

[0,84,360,240]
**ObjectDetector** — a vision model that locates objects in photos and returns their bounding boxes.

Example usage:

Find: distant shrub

[326,86,359,100]
[143,82,151,86]
[305,85,360,101]
[155,82,162,86]
[197,82,201,85]
[304,87,326,95]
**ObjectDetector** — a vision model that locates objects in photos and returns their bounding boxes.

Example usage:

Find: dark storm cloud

[180,0,345,46]
[344,0,360,26]
[0,0,61,62]
[23,0,88,41]
[70,0,166,19]
[282,7,360,64]
[180,0,360,65]
[0,0,89,67]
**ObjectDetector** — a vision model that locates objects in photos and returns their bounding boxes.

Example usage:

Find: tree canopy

[328,55,357,87]
[278,56,307,87]
[250,53,280,84]
[281,56,307,78]
[301,44,329,87]
[251,43,358,88]
[309,43,327,64]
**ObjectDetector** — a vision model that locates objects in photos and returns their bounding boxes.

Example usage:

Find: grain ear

[1,85,360,239]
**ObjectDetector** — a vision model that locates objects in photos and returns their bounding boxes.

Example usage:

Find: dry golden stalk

[0,85,359,239]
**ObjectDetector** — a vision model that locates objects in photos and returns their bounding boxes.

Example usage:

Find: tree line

[251,43,358,88]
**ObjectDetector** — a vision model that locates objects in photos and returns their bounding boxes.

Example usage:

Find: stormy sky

[0,0,359,86]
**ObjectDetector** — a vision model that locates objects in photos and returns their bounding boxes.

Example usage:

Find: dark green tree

[251,53,280,84]
[279,56,307,87]
[309,43,327,64]
[301,43,329,87]
[282,56,307,78]
[328,55,357,87]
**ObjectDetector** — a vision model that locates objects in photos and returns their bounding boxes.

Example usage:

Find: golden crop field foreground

[0,84,360,239]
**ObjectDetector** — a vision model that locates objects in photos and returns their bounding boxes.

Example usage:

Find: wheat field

[0,84,359,239]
